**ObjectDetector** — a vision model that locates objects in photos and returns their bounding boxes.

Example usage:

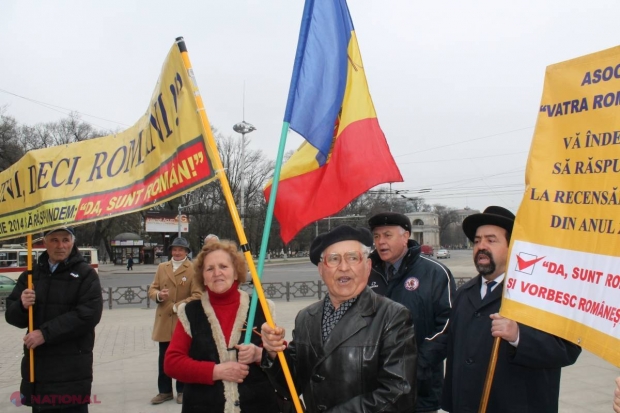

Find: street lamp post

[232,121,256,228]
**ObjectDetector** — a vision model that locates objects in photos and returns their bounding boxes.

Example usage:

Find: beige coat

[148,258,202,342]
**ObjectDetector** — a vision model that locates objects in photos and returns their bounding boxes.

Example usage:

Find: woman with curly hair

[164,240,280,412]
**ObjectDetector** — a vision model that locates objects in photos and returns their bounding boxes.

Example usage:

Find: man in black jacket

[5,226,103,413]
[441,206,581,413]
[367,211,456,413]
[261,225,417,412]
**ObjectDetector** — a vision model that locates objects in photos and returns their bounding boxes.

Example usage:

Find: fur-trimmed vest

[177,290,280,413]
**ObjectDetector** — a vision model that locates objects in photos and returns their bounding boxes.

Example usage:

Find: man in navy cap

[367,211,456,413]
[441,206,581,413]
[5,226,103,412]
[261,225,417,412]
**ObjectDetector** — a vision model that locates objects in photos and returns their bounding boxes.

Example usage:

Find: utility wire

[0,88,130,128]
[399,150,528,165]
[394,126,534,158]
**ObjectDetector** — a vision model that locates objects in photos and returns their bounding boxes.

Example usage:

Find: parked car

[436,249,451,259]
[421,245,434,257]
[0,274,17,292]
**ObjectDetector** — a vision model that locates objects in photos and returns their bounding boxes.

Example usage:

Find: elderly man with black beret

[441,206,581,413]
[367,211,456,413]
[261,225,417,412]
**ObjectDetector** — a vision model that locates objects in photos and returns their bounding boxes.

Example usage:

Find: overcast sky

[2,0,620,214]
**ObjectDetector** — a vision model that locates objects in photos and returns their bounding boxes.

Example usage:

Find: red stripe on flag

[266,117,402,243]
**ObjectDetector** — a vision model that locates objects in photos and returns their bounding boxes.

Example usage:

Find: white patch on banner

[505,240,620,338]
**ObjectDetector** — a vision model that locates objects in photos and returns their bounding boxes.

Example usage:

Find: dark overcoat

[369,239,456,412]
[442,275,582,413]
[5,247,103,408]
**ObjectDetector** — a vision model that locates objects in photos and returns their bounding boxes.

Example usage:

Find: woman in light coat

[148,237,202,405]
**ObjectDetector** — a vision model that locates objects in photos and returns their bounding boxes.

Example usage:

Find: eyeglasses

[322,251,365,268]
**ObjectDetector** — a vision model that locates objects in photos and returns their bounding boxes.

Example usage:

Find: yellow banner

[0,43,217,240]
[502,46,620,366]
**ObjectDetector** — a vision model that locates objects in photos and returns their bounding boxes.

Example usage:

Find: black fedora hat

[462,206,515,242]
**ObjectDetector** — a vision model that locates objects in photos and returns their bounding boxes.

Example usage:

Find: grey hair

[361,244,372,257]
[204,234,219,243]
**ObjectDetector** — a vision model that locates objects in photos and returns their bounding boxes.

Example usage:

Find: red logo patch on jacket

[404,277,419,291]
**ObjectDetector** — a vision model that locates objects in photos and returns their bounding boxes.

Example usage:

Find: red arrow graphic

[516,255,546,271]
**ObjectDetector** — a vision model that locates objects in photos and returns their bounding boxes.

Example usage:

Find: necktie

[484,280,497,299]
[388,265,396,280]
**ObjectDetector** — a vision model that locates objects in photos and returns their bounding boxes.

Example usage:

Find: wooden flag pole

[175,37,304,413]
[478,336,501,412]
[27,234,34,384]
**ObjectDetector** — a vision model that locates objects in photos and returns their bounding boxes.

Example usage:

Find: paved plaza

[1,261,619,412]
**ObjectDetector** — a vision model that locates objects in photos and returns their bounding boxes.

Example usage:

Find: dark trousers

[158,341,184,394]
[32,405,88,413]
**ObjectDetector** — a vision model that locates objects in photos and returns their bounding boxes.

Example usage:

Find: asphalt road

[98,249,476,288]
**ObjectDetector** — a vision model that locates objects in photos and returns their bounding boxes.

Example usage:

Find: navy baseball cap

[45,226,75,237]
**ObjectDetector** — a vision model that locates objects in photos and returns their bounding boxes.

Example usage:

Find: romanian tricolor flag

[265,0,403,243]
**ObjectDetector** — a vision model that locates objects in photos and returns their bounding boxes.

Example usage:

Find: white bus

[0,244,99,280]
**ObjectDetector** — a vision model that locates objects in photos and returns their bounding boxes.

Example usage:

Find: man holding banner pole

[441,206,581,413]
[5,226,103,412]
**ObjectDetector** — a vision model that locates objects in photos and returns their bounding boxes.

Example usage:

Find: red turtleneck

[164,283,240,385]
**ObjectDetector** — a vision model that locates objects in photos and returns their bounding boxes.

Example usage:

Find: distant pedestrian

[126,255,134,271]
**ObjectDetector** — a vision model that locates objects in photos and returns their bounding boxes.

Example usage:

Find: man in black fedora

[441,206,581,413]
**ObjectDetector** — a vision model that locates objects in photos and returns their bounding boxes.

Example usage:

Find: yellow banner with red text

[0,43,217,240]
[502,46,620,366]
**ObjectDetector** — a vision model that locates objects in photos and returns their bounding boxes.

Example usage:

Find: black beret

[310,225,373,266]
[462,206,515,242]
[368,212,411,233]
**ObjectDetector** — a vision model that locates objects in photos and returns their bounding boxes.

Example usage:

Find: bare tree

[20,112,102,150]
[0,108,24,172]
[432,204,461,247]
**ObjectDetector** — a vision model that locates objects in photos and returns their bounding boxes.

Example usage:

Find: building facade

[406,212,440,249]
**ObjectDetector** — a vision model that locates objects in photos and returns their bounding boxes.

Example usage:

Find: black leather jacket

[262,287,417,412]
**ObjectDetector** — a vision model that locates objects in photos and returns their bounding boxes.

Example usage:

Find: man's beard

[475,249,496,275]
